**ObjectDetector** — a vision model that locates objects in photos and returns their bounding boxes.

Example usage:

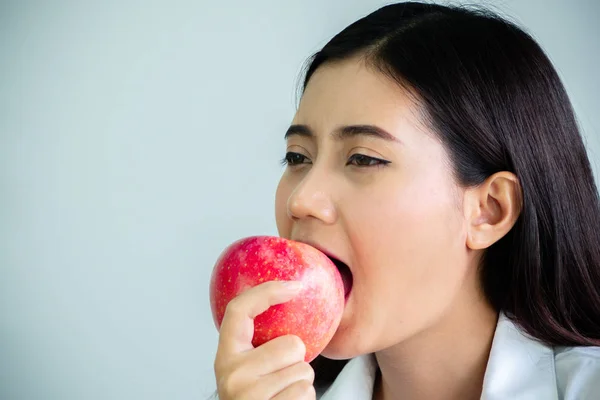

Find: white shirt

[318,314,600,399]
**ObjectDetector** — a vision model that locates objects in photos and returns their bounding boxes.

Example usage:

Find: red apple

[209,235,345,362]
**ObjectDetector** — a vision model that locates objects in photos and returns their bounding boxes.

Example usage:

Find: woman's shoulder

[554,345,600,398]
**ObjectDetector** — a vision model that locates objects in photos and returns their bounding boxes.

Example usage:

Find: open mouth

[327,256,353,300]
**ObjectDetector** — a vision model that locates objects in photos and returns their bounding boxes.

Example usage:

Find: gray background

[1,0,598,398]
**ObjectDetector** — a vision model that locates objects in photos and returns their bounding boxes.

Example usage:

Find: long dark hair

[304,1,600,386]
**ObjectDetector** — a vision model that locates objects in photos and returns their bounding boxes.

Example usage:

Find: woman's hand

[214,281,316,400]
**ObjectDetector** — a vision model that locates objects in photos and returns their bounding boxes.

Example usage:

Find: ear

[464,172,522,250]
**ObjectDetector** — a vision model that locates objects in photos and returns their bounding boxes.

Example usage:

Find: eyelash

[280,152,391,168]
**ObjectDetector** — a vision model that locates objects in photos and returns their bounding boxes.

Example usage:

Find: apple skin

[209,235,345,362]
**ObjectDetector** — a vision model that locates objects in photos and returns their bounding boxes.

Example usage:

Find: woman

[212,2,600,399]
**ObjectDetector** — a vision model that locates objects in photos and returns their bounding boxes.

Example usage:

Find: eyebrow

[284,124,400,143]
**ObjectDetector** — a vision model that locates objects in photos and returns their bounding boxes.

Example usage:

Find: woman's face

[275,58,475,359]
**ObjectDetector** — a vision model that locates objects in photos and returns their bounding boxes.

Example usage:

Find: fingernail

[282,281,303,291]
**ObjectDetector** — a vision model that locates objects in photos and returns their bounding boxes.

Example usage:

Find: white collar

[317,352,377,399]
[319,313,558,400]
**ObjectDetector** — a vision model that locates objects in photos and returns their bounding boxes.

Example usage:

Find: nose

[287,168,337,224]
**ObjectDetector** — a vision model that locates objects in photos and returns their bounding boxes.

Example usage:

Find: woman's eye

[347,153,391,167]
[282,152,310,166]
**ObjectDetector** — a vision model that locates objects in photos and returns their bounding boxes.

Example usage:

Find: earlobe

[465,172,522,250]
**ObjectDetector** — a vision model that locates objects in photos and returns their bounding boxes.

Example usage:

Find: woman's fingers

[245,334,307,375]
[242,361,315,400]
[270,378,317,400]
[217,280,303,356]
[213,280,313,400]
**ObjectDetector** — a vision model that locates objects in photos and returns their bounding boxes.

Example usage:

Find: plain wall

[1,0,598,398]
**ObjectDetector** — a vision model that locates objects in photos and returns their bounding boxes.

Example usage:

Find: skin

[214,55,520,400]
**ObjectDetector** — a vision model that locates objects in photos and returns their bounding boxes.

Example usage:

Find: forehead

[293,57,421,135]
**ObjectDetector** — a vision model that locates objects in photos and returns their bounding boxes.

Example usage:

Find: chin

[319,348,357,361]
[319,327,368,360]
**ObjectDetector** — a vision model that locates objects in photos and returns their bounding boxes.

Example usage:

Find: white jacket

[318,314,600,399]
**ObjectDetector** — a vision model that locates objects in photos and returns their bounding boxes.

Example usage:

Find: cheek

[346,175,467,333]
[351,174,464,263]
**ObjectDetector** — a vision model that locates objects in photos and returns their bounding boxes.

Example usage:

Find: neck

[373,299,498,400]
